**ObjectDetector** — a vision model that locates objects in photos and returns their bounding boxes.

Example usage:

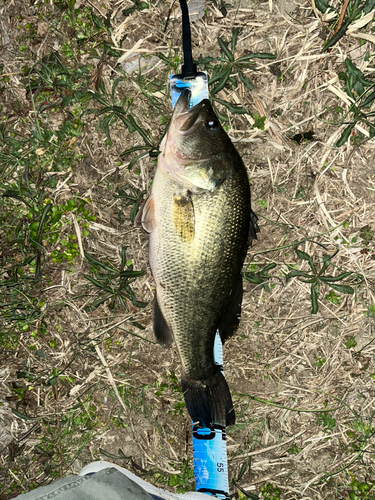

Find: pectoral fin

[172,194,195,243]
[136,196,156,233]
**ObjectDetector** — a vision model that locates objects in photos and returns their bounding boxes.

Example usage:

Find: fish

[139,90,259,428]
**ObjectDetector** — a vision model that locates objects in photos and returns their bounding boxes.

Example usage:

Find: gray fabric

[14,468,155,500]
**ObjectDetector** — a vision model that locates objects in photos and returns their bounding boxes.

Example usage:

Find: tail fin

[181,369,235,428]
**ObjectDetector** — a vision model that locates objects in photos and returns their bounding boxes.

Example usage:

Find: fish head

[168,90,233,158]
[161,90,235,191]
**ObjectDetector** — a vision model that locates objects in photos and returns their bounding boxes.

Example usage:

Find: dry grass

[1,0,375,498]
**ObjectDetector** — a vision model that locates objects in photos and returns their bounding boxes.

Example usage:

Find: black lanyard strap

[179,0,197,78]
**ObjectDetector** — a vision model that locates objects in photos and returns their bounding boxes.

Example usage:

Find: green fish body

[141,91,259,427]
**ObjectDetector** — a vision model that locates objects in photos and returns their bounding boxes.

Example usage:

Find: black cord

[178,0,197,78]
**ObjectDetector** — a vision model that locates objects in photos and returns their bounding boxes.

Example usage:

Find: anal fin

[248,209,260,246]
[153,294,173,347]
[218,276,243,344]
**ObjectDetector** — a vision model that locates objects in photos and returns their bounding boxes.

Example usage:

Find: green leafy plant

[168,458,194,493]
[285,248,358,314]
[318,0,375,52]
[86,86,159,167]
[243,262,277,292]
[24,51,91,119]
[0,148,94,345]
[2,166,94,270]
[345,336,357,349]
[252,113,266,130]
[83,246,147,312]
[325,290,341,304]
[210,0,232,17]
[259,483,281,500]
[257,199,267,208]
[122,0,150,16]
[317,408,375,485]
[287,443,302,454]
[335,59,375,146]
[317,411,336,432]
[153,370,185,417]
[197,28,276,115]
[2,172,52,279]
[56,2,118,59]
[155,458,194,494]
[345,478,375,499]
[365,303,375,317]
[115,184,147,223]
[360,225,373,246]
[315,357,327,367]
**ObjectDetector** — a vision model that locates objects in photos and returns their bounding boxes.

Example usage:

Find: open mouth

[173,90,207,134]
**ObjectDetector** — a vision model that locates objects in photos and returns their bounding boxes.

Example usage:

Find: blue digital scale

[192,333,229,500]
[170,72,209,109]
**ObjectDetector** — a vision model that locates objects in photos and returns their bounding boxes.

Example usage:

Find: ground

[1,0,375,499]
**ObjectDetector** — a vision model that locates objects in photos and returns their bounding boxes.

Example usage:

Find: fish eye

[206,119,219,130]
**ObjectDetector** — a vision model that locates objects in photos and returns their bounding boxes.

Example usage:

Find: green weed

[335,59,375,147]
[115,184,147,223]
[86,84,160,166]
[318,0,375,52]
[153,370,185,417]
[287,443,302,454]
[315,357,327,367]
[345,478,375,499]
[23,51,91,119]
[243,262,277,292]
[0,154,93,345]
[345,336,358,349]
[154,458,194,494]
[83,246,147,312]
[122,0,150,17]
[360,225,373,246]
[317,411,337,432]
[284,247,359,314]
[196,28,276,117]
[259,483,281,500]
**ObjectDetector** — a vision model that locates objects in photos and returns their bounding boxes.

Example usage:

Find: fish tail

[181,369,235,428]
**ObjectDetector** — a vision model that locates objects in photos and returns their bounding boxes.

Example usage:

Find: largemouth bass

[140,90,259,427]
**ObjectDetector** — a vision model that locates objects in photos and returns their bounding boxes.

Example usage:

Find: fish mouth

[172,90,208,135]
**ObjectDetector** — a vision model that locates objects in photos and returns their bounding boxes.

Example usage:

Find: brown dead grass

[1,0,375,498]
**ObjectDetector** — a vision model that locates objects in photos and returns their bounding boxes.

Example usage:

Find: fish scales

[140,90,259,428]
[150,169,249,378]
